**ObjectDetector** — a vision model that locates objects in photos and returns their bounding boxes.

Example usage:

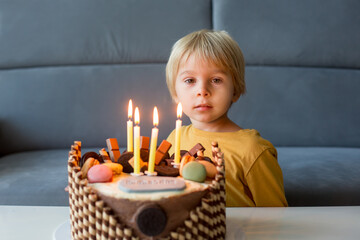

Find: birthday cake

[67,139,226,240]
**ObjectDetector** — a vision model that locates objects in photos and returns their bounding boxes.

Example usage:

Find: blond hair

[166,29,246,100]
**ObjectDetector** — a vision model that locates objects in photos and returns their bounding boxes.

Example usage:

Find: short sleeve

[246,148,288,207]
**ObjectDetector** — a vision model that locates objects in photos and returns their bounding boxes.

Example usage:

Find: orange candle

[147,107,159,174]
[133,107,141,174]
[174,103,182,165]
[127,99,133,152]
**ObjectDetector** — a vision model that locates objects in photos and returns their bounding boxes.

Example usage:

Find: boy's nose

[197,86,210,97]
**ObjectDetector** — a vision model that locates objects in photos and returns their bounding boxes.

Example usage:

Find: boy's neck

[191,116,242,132]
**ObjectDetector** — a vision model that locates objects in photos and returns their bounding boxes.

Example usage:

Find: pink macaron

[87,164,113,183]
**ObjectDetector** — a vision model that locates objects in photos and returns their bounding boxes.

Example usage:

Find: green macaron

[182,161,207,183]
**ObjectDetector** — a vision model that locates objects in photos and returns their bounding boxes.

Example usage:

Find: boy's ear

[232,91,240,103]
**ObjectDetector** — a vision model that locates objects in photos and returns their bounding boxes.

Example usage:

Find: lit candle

[147,107,159,174]
[133,107,141,174]
[174,103,182,165]
[127,99,133,152]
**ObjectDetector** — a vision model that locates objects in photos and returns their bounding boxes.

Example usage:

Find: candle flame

[128,99,133,119]
[134,107,140,125]
[177,103,182,119]
[153,107,159,127]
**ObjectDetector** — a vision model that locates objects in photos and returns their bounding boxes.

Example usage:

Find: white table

[0,206,359,240]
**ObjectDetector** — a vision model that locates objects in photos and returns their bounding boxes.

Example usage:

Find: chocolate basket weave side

[67,142,226,240]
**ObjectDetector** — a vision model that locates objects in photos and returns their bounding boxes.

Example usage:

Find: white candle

[174,103,182,164]
[133,107,141,174]
[127,99,133,152]
[148,107,159,173]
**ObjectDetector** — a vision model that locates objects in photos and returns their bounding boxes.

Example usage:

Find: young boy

[166,29,288,207]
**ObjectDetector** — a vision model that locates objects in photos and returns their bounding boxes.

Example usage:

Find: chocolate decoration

[106,138,121,162]
[154,165,179,177]
[140,136,150,150]
[122,149,150,162]
[155,140,172,165]
[81,151,102,167]
[163,152,170,161]
[99,148,112,163]
[140,165,148,173]
[118,152,134,173]
[170,150,187,159]
[136,204,167,237]
[184,143,205,158]
[140,149,149,162]
[158,159,168,166]
[164,158,174,166]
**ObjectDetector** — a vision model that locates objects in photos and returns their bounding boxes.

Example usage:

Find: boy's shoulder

[241,129,275,150]
[222,129,277,158]
[238,129,274,148]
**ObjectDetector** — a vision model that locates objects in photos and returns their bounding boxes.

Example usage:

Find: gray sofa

[1,0,359,207]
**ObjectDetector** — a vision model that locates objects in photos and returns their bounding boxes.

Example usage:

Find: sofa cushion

[278,147,360,206]
[0,148,110,206]
[229,66,360,147]
[0,0,211,69]
[213,0,360,68]
[0,150,71,206]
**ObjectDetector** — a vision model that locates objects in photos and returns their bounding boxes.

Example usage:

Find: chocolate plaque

[118,176,186,192]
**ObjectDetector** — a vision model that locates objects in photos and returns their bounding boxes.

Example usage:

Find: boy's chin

[189,117,216,125]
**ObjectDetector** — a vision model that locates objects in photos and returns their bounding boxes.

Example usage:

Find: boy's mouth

[194,104,213,111]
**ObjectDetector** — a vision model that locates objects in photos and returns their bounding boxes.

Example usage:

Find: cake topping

[87,164,113,183]
[155,140,172,165]
[197,160,217,179]
[81,157,99,178]
[102,162,123,175]
[184,143,205,158]
[179,155,195,176]
[118,176,185,192]
[99,148,112,163]
[182,161,207,183]
[106,138,121,162]
[154,165,179,177]
[170,150,188,159]
[81,151,102,167]
[118,151,134,173]
[140,136,150,150]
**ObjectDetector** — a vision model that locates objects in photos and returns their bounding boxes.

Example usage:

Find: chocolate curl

[154,140,172,165]
[106,138,121,162]
[99,148,112,163]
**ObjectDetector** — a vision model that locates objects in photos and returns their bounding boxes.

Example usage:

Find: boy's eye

[212,78,222,84]
[184,78,195,84]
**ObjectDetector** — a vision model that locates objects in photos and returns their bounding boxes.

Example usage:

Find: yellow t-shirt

[167,124,288,207]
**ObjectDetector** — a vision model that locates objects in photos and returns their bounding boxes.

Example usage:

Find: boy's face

[174,54,238,126]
